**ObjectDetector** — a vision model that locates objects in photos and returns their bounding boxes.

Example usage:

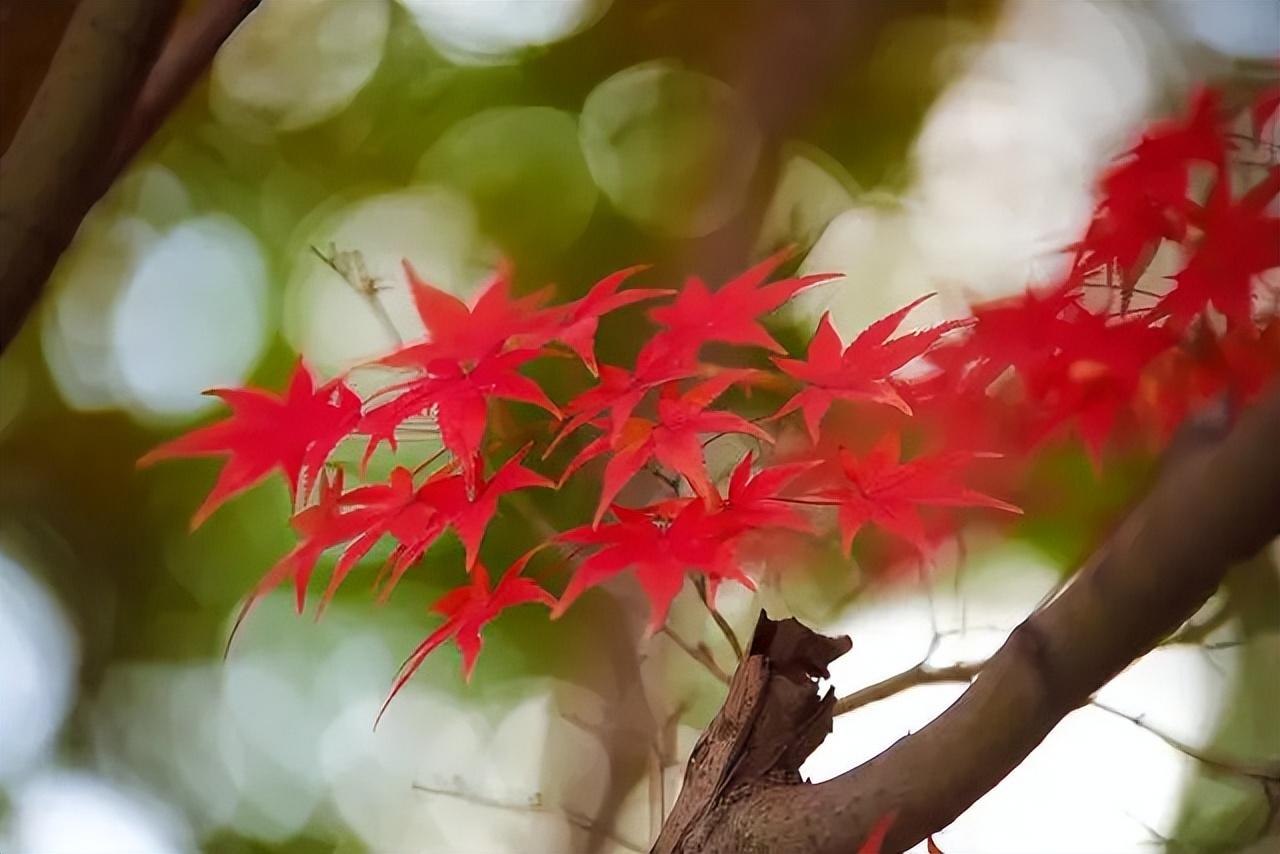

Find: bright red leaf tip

[553,499,754,636]
[558,371,770,526]
[1254,85,1280,135]
[646,248,841,364]
[856,811,897,854]
[1072,87,1227,290]
[226,467,358,652]
[540,265,673,375]
[382,259,551,368]
[820,432,1021,556]
[717,454,818,533]
[139,360,360,530]
[1158,166,1280,330]
[1026,311,1173,464]
[329,447,551,606]
[772,297,964,442]
[546,358,697,458]
[375,553,555,727]
[360,349,559,491]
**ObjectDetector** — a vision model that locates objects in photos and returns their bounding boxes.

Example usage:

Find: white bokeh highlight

[799,0,1165,338]
[5,771,193,854]
[111,215,270,421]
[0,549,78,784]
[283,187,495,378]
[400,0,610,65]
[212,0,391,133]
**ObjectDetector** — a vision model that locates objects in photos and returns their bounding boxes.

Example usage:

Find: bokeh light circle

[580,61,761,238]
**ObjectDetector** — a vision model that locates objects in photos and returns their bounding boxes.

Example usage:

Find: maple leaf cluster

[143,86,1279,711]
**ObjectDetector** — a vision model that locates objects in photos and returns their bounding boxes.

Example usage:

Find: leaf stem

[693,575,745,662]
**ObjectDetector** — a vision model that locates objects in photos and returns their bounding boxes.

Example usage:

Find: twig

[661,625,732,685]
[411,782,646,853]
[1161,599,1234,647]
[1089,699,1280,782]
[833,660,983,717]
[311,243,403,347]
[1080,282,1164,300]
[647,463,683,496]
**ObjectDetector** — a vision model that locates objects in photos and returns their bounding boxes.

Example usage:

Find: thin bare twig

[661,625,732,685]
[1161,599,1234,647]
[411,782,646,853]
[311,243,403,347]
[833,660,983,717]
[1089,699,1280,782]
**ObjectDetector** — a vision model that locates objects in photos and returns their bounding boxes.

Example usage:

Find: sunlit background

[1,1,1278,852]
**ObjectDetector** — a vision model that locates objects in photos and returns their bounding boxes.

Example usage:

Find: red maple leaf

[537,265,673,375]
[817,432,1020,555]
[359,350,559,489]
[1027,311,1174,462]
[715,454,817,534]
[553,499,754,635]
[381,260,551,368]
[232,449,550,634]
[377,553,555,724]
[1158,166,1280,329]
[139,360,361,529]
[950,282,1080,391]
[328,448,551,603]
[1073,88,1226,289]
[645,249,839,367]
[772,296,964,442]
[559,371,770,525]
[1141,318,1280,438]
[226,467,376,647]
[545,360,695,457]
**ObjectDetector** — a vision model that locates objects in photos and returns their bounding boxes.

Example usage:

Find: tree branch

[0,0,179,352]
[657,384,1280,853]
[0,0,260,356]
[103,0,261,187]
[662,625,732,686]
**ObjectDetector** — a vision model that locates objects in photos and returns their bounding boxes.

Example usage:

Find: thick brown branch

[0,0,259,355]
[659,384,1280,853]
[103,0,261,187]
[0,0,179,353]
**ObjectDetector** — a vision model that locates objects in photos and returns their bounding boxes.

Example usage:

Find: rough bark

[0,0,259,355]
[657,384,1280,853]
[0,0,178,352]
[103,0,262,189]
